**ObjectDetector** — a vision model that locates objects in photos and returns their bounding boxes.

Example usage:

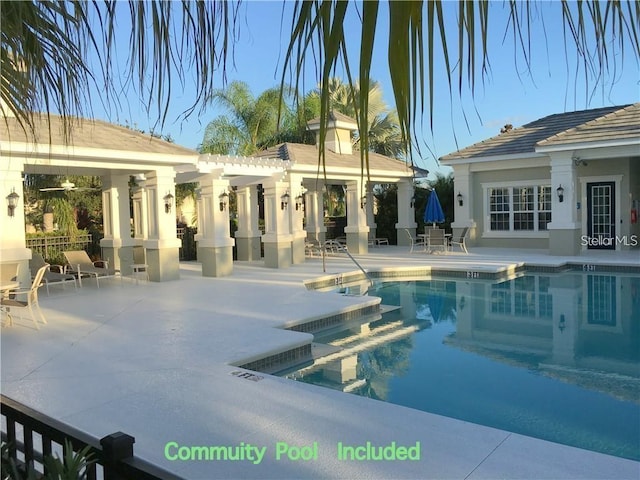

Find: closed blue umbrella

[424,189,445,226]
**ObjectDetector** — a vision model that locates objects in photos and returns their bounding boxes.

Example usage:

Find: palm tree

[2,1,638,171]
[200,81,295,155]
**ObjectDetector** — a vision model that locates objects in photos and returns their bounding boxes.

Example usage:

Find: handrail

[323,240,374,287]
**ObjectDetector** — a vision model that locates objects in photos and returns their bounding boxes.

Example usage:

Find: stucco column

[143,169,181,281]
[100,173,135,275]
[365,188,377,241]
[547,154,580,255]
[344,180,369,253]
[451,164,477,243]
[0,161,31,289]
[288,175,307,264]
[131,185,147,264]
[235,185,261,261]
[262,179,293,268]
[395,180,417,246]
[195,175,234,276]
[304,186,327,243]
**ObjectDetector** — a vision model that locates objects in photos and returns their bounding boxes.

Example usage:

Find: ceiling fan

[39,179,100,192]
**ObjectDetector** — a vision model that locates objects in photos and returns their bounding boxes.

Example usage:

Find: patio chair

[405,229,426,253]
[305,240,322,257]
[30,252,77,295]
[323,239,347,254]
[1,264,48,329]
[450,227,470,253]
[426,228,448,254]
[63,250,120,288]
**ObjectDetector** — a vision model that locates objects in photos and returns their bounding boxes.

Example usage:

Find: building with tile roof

[440,103,640,255]
[1,111,418,283]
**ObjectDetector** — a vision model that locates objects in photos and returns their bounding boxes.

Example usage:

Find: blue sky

[99,1,639,177]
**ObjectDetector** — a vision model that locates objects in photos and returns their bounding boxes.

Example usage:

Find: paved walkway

[1,247,639,479]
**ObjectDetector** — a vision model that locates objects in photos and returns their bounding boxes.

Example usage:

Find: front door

[586,182,616,250]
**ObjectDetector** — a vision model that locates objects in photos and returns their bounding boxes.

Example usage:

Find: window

[487,184,551,233]
[487,276,553,320]
[489,188,510,231]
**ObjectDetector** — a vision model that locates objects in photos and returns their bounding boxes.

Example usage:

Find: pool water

[285,273,640,460]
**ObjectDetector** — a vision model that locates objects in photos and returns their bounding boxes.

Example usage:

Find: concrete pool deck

[1,247,639,479]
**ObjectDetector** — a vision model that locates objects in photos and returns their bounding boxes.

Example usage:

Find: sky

[95,1,639,178]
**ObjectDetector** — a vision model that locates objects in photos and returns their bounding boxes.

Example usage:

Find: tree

[2,1,638,172]
[200,81,295,155]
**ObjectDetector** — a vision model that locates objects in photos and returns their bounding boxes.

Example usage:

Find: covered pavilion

[1,112,418,284]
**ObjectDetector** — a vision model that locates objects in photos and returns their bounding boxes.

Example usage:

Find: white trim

[441,152,547,165]
[482,182,552,238]
[579,174,623,252]
[482,231,549,239]
[481,179,549,189]
[536,137,640,154]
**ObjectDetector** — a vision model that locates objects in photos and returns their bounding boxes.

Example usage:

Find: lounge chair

[450,227,470,253]
[426,228,448,254]
[405,229,426,253]
[30,252,77,295]
[1,264,48,329]
[323,239,347,254]
[63,251,119,288]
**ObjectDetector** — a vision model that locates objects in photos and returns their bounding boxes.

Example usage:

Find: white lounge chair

[63,251,119,288]
[405,229,426,253]
[450,227,470,253]
[1,264,48,329]
[30,252,77,295]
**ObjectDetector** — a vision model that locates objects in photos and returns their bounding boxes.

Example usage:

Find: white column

[344,180,369,253]
[288,174,307,264]
[304,185,327,243]
[131,185,148,264]
[365,187,376,241]
[235,185,261,261]
[143,169,181,281]
[547,153,580,255]
[100,173,135,275]
[262,178,293,268]
[195,175,234,276]
[395,180,417,246]
[0,160,31,289]
[451,164,476,243]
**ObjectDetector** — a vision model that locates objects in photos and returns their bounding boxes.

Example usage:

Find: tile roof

[1,114,197,156]
[440,104,637,161]
[256,142,414,174]
[536,103,640,147]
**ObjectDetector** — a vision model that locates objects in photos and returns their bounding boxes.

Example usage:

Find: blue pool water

[286,273,640,460]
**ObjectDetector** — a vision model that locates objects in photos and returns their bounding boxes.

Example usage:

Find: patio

[1,247,639,479]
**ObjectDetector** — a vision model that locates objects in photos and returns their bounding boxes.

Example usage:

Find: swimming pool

[284,272,640,460]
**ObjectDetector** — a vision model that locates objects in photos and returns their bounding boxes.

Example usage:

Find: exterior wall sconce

[219,191,229,211]
[556,185,565,203]
[360,195,367,209]
[558,314,566,333]
[457,192,463,207]
[163,192,174,213]
[573,156,587,167]
[410,196,415,208]
[7,188,19,217]
[281,192,290,210]
[295,194,304,211]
